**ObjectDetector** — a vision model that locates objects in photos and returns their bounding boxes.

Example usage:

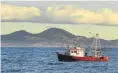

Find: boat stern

[103,56,109,62]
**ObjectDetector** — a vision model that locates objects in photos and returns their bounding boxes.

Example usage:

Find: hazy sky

[1,1,118,40]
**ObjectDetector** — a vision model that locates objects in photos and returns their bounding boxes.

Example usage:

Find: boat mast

[91,34,102,57]
[72,38,79,48]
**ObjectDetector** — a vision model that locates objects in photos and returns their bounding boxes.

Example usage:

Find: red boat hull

[56,52,108,62]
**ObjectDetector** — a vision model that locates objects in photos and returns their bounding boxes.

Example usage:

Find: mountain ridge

[1,28,118,47]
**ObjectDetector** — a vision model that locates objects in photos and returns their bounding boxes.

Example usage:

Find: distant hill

[33,28,76,42]
[2,30,32,42]
[36,28,76,38]
[1,28,118,47]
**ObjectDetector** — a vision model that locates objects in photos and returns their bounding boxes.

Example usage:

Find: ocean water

[1,47,118,73]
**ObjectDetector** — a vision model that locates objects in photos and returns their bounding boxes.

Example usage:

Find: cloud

[1,4,41,20]
[1,4,118,25]
[47,5,118,25]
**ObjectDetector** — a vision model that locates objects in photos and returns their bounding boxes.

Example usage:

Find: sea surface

[1,47,118,73]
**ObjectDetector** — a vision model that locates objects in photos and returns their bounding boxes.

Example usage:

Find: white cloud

[47,5,118,25]
[1,4,118,25]
[1,4,41,20]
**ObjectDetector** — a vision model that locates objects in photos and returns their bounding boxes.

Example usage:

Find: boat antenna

[89,32,102,57]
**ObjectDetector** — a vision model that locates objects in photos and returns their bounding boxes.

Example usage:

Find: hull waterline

[56,52,108,62]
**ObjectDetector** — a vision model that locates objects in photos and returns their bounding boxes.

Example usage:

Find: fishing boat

[56,34,108,62]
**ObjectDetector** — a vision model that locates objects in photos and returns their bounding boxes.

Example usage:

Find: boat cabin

[67,47,84,57]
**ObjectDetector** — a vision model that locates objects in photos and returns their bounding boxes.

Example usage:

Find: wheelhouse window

[74,51,77,53]
[71,51,73,53]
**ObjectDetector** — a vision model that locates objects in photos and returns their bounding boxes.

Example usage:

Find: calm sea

[1,47,118,73]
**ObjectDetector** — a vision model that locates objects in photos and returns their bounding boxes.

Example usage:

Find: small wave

[47,62,63,65]
[6,69,21,72]
[83,65,107,69]
[2,59,11,63]
[1,54,7,55]
[44,68,54,70]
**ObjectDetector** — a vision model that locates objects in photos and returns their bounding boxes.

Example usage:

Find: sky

[1,1,118,40]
